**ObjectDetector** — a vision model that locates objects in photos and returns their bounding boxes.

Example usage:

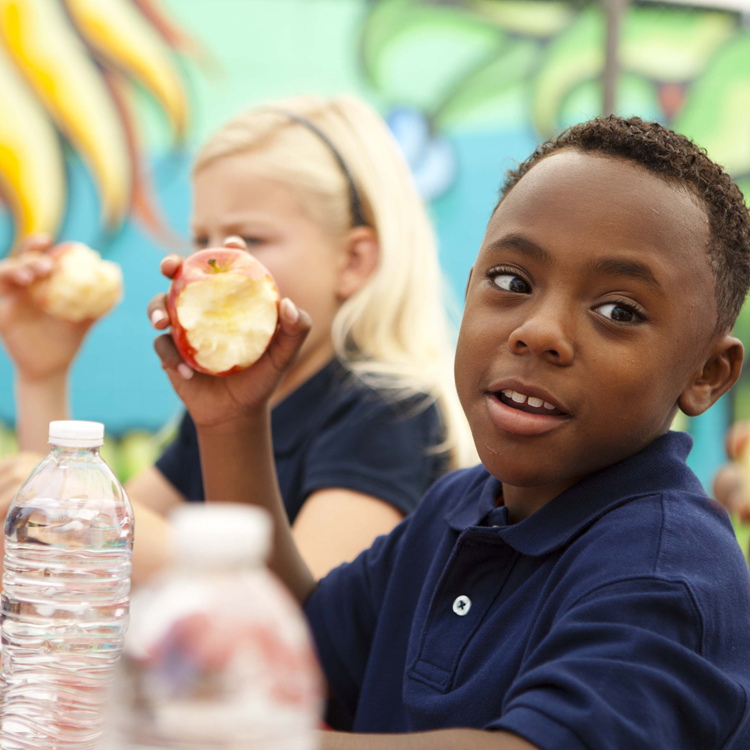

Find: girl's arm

[0,234,95,452]
[292,490,403,579]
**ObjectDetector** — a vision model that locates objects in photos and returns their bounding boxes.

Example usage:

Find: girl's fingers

[153,334,194,380]
[160,254,184,280]
[147,293,170,329]
[0,252,54,292]
[16,233,54,256]
[264,298,312,375]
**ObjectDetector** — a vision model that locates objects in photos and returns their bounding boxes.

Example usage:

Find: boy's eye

[492,274,530,294]
[595,303,639,323]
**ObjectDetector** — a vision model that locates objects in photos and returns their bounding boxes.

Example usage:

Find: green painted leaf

[532,7,604,138]
[434,38,538,129]
[621,8,733,82]
[673,33,750,175]
[361,0,504,111]
[468,0,573,37]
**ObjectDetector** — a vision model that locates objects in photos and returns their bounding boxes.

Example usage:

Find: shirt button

[452,595,471,616]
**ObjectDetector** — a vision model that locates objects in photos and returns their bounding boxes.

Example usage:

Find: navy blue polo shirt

[156,359,447,523]
[305,431,750,748]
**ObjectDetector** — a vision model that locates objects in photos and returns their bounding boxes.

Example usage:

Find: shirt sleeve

[154,412,201,500]
[490,577,748,750]
[304,514,412,724]
[301,397,445,516]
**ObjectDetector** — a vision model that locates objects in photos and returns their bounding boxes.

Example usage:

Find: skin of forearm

[318,729,538,750]
[15,372,69,453]
[195,409,316,606]
[129,500,173,587]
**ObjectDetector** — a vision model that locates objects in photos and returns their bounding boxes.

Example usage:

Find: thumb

[265,298,312,376]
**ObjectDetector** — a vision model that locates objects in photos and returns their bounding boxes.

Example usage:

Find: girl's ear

[336,226,379,300]
[678,335,744,417]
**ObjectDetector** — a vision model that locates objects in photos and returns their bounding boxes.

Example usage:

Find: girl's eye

[595,303,640,323]
[492,274,530,294]
[193,236,209,249]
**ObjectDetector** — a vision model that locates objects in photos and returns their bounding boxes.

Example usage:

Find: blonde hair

[194,95,476,469]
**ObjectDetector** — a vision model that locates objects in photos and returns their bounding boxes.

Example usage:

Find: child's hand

[714,420,750,523]
[149,252,311,429]
[0,235,94,382]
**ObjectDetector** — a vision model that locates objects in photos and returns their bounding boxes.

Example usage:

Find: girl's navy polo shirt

[156,359,447,523]
[305,431,750,748]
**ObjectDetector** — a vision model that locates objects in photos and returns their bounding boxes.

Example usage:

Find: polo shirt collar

[445,431,703,556]
[271,357,347,454]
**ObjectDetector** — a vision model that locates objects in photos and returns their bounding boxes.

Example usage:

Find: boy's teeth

[500,389,560,412]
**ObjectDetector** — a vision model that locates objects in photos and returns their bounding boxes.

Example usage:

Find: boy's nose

[508,306,575,366]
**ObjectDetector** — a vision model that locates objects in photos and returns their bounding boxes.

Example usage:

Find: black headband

[271,110,368,227]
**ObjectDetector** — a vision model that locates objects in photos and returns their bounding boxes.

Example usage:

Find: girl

[0,95,474,580]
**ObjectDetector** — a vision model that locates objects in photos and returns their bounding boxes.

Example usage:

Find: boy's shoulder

[572,485,750,610]
[411,437,749,619]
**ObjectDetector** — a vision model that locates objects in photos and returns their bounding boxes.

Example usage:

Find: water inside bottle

[1,492,133,750]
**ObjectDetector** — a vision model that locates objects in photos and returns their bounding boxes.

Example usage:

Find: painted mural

[0,0,749,491]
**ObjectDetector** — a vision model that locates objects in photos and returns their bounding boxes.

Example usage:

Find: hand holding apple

[150,239,311,429]
[0,235,114,382]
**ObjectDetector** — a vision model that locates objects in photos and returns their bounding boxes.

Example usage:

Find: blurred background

[0,0,747,499]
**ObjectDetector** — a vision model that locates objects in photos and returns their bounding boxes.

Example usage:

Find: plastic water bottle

[1,421,134,750]
[113,503,322,750]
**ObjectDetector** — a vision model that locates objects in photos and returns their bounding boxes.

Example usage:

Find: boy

[152,116,750,749]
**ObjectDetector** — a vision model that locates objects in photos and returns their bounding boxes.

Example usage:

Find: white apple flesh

[31,242,123,322]
[168,248,280,377]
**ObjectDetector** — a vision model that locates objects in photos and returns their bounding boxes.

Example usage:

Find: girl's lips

[484,392,570,437]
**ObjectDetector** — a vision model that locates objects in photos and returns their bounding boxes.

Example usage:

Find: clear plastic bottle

[113,503,322,750]
[1,420,134,750]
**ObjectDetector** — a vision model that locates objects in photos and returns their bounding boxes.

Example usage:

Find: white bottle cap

[48,420,105,448]
[170,503,272,567]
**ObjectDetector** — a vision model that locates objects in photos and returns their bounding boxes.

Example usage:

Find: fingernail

[36,257,53,272]
[177,364,194,380]
[223,235,247,249]
[280,298,299,324]
[151,309,167,327]
[16,268,33,283]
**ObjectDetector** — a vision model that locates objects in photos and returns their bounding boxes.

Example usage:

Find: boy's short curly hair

[500,116,750,333]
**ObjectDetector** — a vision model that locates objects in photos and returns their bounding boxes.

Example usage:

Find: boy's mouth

[484,385,570,437]
[496,389,567,417]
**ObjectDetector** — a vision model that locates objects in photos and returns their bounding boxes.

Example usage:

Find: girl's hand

[0,235,94,382]
[149,252,311,429]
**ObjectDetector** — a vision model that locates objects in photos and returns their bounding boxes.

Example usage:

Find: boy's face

[456,150,718,497]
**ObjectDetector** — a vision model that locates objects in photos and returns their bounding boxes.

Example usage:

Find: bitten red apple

[30,242,123,322]
[167,248,280,377]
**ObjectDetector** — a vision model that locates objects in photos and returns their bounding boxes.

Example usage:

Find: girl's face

[191,151,346,372]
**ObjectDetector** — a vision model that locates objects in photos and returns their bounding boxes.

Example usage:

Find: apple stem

[208,258,219,272]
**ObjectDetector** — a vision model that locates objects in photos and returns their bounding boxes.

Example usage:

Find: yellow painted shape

[0,42,63,245]
[0,0,131,228]
[66,0,188,138]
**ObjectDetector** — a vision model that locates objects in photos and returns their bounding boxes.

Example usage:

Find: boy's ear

[336,226,379,300]
[678,335,744,417]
